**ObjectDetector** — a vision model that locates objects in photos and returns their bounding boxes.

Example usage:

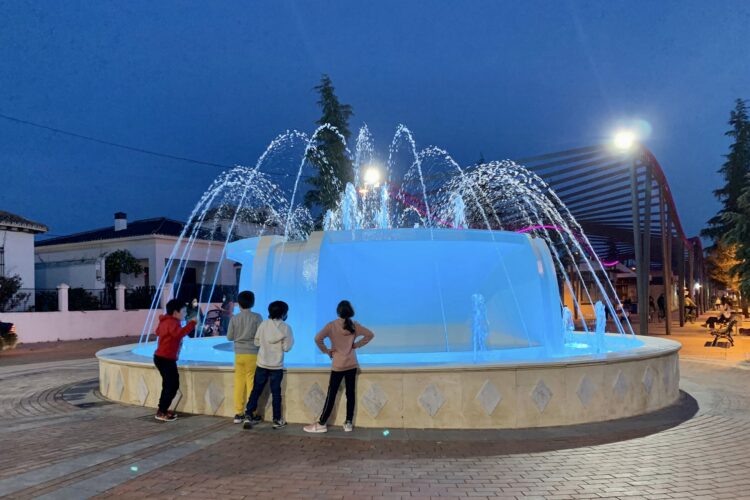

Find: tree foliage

[724,177,750,296]
[702,99,750,242]
[0,275,26,311]
[701,99,750,296]
[304,74,354,219]
[705,239,740,291]
[105,249,143,286]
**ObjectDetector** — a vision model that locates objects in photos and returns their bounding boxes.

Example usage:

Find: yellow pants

[234,354,257,415]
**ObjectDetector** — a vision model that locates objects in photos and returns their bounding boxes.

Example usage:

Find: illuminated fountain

[97,125,680,429]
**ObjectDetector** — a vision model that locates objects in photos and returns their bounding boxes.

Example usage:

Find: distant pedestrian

[657,293,665,319]
[185,298,203,337]
[220,295,234,335]
[649,296,657,322]
[153,299,197,422]
[304,300,375,434]
[243,301,294,430]
[226,291,262,424]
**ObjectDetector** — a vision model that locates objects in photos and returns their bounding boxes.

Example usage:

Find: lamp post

[614,130,650,336]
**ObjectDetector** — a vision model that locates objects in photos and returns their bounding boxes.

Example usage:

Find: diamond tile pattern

[136,376,149,405]
[531,379,553,413]
[204,381,225,415]
[419,383,445,417]
[362,383,388,418]
[612,370,629,401]
[304,383,326,416]
[170,389,183,411]
[475,380,502,416]
[576,374,596,408]
[642,366,655,395]
[112,369,124,400]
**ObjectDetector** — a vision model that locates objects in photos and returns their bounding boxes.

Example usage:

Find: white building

[0,210,48,290]
[35,213,239,301]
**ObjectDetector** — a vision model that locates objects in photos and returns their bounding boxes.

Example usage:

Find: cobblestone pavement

[1,336,749,499]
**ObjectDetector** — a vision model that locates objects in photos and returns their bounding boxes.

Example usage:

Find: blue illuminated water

[134,125,639,367]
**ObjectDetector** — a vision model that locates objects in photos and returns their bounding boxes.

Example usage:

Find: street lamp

[363,166,382,187]
[613,129,637,151]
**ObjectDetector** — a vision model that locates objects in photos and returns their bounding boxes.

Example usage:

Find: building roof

[0,210,48,234]
[36,217,190,247]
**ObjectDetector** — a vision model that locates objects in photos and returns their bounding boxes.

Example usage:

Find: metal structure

[517,144,707,336]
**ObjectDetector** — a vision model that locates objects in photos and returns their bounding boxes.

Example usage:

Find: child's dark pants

[154,355,179,413]
[245,367,284,421]
[319,368,357,425]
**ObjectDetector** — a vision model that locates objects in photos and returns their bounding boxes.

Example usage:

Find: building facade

[0,210,48,290]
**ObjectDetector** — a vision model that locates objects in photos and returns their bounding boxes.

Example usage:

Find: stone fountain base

[97,335,680,429]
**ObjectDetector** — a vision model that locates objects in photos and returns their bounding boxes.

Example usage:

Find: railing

[0,289,59,313]
[125,286,157,310]
[173,284,237,304]
[67,287,116,311]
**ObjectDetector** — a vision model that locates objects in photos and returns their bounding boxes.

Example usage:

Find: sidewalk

[638,310,750,363]
[0,336,136,366]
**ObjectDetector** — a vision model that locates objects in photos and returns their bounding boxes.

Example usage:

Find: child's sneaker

[155,411,176,422]
[343,421,353,432]
[303,422,327,433]
[233,414,244,424]
[272,419,287,429]
[249,414,262,425]
[167,410,178,420]
[242,415,253,430]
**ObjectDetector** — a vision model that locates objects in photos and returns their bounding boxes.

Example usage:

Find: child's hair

[237,291,255,310]
[268,300,289,320]
[166,299,184,316]
[337,300,356,335]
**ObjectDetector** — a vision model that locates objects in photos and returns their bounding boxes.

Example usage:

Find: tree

[702,99,750,243]
[304,74,354,219]
[704,239,740,291]
[0,275,26,311]
[105,250,143,286]
[724,176,750,296]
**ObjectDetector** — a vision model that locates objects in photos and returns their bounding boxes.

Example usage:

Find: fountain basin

[97,335,680,429]
[224,229,565,365]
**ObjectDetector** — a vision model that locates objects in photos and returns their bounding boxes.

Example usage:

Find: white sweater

[254,319,294,369]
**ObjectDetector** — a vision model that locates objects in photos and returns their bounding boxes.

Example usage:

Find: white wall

[2,309,150,343]
[1,229,36,289]
[36,236,237,290]
[35,258,102,290]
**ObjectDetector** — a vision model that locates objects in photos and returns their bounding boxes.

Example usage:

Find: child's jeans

[154,355,179,413]
[245,367,284,421]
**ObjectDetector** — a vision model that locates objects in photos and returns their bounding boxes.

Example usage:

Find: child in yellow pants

[226,291,262,422]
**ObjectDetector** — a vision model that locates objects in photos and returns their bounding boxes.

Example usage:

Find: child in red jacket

[154,299,196,421]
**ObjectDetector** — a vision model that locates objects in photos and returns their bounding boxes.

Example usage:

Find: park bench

[705,319,736,348]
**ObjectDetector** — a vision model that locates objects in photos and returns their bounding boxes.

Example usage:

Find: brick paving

[0,319,749,499]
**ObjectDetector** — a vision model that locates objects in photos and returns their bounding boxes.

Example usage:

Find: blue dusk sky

[1,1,749,238]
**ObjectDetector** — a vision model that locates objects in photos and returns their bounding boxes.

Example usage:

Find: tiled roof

[36,217,189,247]
[0,210,48,233]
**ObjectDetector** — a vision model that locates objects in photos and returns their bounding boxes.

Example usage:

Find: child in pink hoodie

[304,300,374,433]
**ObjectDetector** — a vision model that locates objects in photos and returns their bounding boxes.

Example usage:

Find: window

[0,246,4,277]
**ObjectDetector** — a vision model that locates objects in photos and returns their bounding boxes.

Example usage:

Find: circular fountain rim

[97,335,680,373]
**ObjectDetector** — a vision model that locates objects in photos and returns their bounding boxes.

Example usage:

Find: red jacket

[154,315,196,360]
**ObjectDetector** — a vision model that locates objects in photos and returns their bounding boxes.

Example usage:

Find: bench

[706,319,736,348]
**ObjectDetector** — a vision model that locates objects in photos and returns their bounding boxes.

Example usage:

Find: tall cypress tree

[304,75,354,218]
[702,99,750,243]
[724,177,750,296]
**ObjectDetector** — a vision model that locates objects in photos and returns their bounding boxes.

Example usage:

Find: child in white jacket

[243,301,294,429]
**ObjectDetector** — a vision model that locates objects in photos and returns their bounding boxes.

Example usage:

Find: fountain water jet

[98,124,681,429]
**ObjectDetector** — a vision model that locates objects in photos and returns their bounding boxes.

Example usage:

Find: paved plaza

[0,319,749,500]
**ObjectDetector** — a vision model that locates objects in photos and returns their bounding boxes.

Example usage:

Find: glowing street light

[613,129,637,151]
[363,166,382,187]
[694,282,702,291]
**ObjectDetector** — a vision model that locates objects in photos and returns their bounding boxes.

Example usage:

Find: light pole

[614,130,650,336]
